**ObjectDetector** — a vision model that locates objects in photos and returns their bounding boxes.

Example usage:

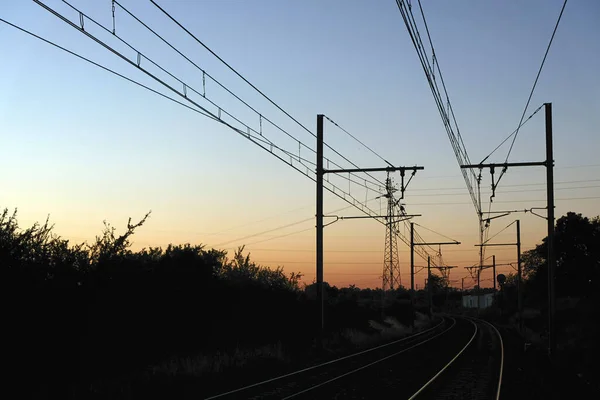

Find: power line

[212,218,314,248]
[145,0,389,190]
[256,261,383,266]
[0,17,216,121]
[322,115,394,167]
[35,0,439,266]
[502,0,568,165]
[236,227,314,247]
[395,0,480,218]
[413,223,460,243]
[415,0,471,169]
[33,0,321,189]
[147,0,314,139]
[483,220,516,245]
[480,104,545,163]
[109,1,313,167]
[419,166,600,181]
[75,0,386,194]
[241,246,535,254]
[2,15,368,243]
[214,195,382,248]
[248,249,382,253]
[410,185,600,197]
[406,196,600,206]
[320,115,394,194]
[36,0,394,230]
[409,179,600,191]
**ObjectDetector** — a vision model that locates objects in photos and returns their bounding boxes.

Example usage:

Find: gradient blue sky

[1,0,598,288]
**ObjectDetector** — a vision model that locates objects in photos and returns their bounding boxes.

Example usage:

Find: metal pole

[477,267,481,311]
[493,255,497,292]
[389,198,394,289]
[478,218,484,311]
[410,222,415,294]
[428,256,432,315]
[410,222,415,321]
[545,103,556,357]
[493,255,497,308]
[517,219,523,334]
[316,114,324,340]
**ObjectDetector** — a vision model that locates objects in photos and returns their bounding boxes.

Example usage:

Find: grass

[148,341,288,377]
[147,312,434,379]
[77,313,438,398]
[331,313,434,351]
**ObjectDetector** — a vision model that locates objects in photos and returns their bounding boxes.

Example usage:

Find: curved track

[409,315,504,400]
[203,315,504,399]
[204,317,451,399]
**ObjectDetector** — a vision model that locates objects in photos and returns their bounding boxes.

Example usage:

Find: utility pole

[410,226,460,290]
[546,103,556,358]
[326,167,424,303]
[410,224,460,315]
[383,174,401,292]
[493,255,497,292]
[477,267,482,309]
[461,102,556,357]
[493,255,497,309]
[466,258,512,309]
[427,256,432,315]
[474,221,522,328]
[316,115,424,338]
[316,114,324,343]
[410,223,415,294]
[517,219,523,333]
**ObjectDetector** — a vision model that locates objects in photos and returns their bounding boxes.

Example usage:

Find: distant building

[462,293,494,309]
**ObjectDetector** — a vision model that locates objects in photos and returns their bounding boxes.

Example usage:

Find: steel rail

[204,317,449,399]
[408,316,478,399]
[280,317,458,400]
[408,315,504,400]
[477,317,505,400]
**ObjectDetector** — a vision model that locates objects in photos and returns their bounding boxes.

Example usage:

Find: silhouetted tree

[517,212,600,385]
[2,208,434,398]
[523,212,600,298]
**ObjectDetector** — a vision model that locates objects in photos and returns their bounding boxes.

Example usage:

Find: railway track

[409,316,504,400]
[203,315,504,399]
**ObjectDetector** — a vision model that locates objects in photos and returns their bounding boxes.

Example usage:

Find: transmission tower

[435,266,457,285]
[382,173,401,291]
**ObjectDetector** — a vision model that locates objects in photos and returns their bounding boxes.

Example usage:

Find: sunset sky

[1,0,598,289]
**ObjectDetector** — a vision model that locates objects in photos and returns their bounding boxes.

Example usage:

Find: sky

[1,0,599,290]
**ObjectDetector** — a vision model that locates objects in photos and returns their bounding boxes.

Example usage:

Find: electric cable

[146,0,389,189]
[503,0,568,165]
[483,220,516,245]
[33,0,443,266]
[413,223,460,243]
[0,17,216,121]
[395,0,480,217]
[480,104,544,164]
[323,115,394,167]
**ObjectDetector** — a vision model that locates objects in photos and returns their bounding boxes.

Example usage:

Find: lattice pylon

[437,267,451,281]
[466,266,479,282]
[382,175,401,291]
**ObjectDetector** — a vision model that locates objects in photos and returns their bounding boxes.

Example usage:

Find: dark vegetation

[516,212,599,391]
[467,212,600,395]
[406,211,599,396]
[9,207,594,397]
[2,208,423,399]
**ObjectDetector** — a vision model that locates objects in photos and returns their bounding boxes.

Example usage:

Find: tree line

[500,212,599,388]
[2,208,417,398]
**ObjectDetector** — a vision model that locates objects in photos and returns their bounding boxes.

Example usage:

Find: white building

[462,293,494,309]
